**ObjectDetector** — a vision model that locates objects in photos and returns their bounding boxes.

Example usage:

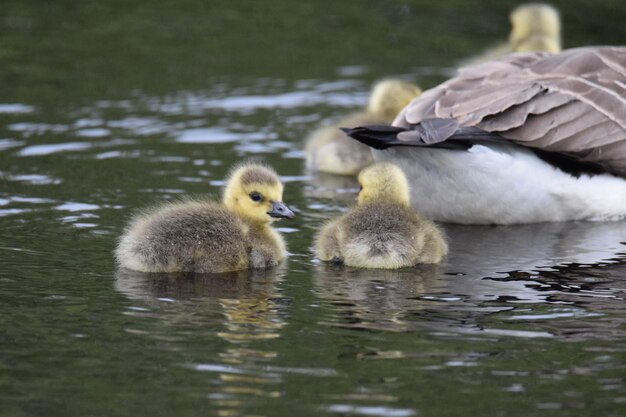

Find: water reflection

[489,261,626,341]
[303,171,360,209]
[114,268,281,300]
[312,262,522,341]
[440,221,626,303]
[444,222,626,275]
[114,267,288,415]
[313,263,442,333]
[312,220,626,341]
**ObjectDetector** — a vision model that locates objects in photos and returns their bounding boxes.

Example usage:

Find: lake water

[1,1,625,416]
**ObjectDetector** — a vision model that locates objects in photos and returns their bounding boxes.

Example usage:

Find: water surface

[1,1,626,416]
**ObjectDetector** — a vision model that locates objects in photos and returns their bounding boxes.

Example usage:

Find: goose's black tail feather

[342,125,473,151]
[343,117,487,150]
[340,125,408,149]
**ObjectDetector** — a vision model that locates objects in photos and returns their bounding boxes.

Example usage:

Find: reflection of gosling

[314,163,447,268]
[305,79,421,176]
[116,163,295,273]
[464,3,561,66]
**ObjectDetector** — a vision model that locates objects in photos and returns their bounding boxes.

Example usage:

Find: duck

[462,3,561,66]
[343,46,626,224]
[305,79,422,176]
[115,163,295,273]
[314,162,448,268]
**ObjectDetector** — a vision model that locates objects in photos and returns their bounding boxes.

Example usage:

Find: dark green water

[1,1,626,416]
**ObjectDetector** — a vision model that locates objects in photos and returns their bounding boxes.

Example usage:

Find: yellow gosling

[509,3,561,53]
[116,163,294,273]
[305,79,421,176]
[314,163,447,268]
[463,3,561,66]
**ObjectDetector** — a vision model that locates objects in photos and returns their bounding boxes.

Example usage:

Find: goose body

[116,163,294,273]
[315,163,447,268]
[345,47,626,224]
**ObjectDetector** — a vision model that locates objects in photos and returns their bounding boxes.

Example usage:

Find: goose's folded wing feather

[393,46,626,177]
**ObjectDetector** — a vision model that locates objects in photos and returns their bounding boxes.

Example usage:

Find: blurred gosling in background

[463,3,561,66]
[116,163,294,273]
[510,3,561,52]
[315,163,447,269]
[305,79,421,176]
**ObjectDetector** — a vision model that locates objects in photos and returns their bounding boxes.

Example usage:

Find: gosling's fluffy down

[509,3,561,52]
[305,79,421,176]
[315,163,447,268]
[116,163,294,273]
[463,3,561,66]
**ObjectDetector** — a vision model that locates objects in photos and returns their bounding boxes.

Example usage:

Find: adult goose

[344,46,626,224]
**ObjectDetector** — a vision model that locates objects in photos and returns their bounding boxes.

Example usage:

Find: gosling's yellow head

[357,163,410,206]
[223,163,294,224]
[367,79,422,122]
[509,3,561,53]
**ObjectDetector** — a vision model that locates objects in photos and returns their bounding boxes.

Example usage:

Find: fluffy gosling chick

[315,163,447,269]
[509,3,561,52]
[116,163,294,273]
[305,79,421,176]
[463,3,561,66]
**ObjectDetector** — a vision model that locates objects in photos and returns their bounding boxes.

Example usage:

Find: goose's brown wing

[394,46,626,177]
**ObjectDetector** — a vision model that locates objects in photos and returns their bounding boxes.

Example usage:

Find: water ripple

[325,404,415,417]
[0,103,34,114]
[9,122,68,135]
[75,128,110,138]
[177,128,276,144]
[0,139,25,151]
[54,202,100,212]
[4,173,62,185]
[19,142,92,156]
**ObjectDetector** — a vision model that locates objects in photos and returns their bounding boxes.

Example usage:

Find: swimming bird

[314,163,448,268]
[343,46,626,224]
[509,3,561,53]
[463,3,561,66]
[116,163,295,273]
[305,79,422,176]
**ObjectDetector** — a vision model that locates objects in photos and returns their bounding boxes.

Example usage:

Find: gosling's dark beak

[267,201,295,219]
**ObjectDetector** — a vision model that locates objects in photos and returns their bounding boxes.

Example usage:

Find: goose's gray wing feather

[393,46,626,177]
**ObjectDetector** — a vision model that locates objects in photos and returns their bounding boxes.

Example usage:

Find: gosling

[463,3,561,66]
[314,163,447,269]
[509,3,561,53]
[305,79,421,176]
[116,163,295,273]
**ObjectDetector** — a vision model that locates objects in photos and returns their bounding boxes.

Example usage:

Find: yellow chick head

[223,163,294,224]
[357,162,410,206]
[509,3,561,53]
[367,79,422,122]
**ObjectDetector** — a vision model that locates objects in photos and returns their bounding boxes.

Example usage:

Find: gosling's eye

[249,192,263,202]
[359,185,363,192]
